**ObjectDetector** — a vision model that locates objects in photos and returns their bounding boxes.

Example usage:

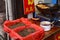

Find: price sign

[24,0,35,15]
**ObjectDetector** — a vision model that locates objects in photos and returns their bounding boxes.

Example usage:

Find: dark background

[0,0,5,13]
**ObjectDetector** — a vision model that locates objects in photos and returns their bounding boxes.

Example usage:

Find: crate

[3,18,44,40]
[10,24,44,40]
[3,18,32,33]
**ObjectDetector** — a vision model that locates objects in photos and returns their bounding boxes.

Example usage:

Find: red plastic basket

[10,24,44,40]
[3,18,44,40]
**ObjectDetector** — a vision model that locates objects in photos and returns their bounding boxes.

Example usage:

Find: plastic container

[10,24,44,40]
